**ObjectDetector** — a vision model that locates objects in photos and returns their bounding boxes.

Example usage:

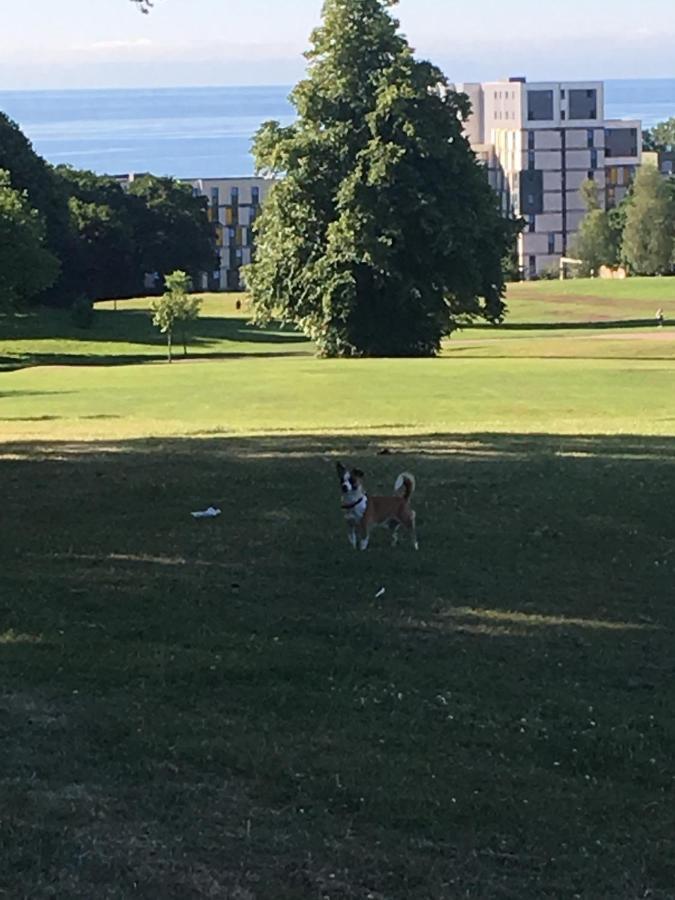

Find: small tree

[150,270,201,362]
[622,167,675,276]
[177,294,202,357]
[571,179,622,276]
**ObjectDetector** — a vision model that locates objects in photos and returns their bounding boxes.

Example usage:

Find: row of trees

[573,166,675,277]
[0,112,216,311]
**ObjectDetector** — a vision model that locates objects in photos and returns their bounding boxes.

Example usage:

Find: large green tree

[621,166,675,276]
[56,166,142,300]
[126,175,217,288]
[0,170,60,309]
[244,0,515,357]
[0,112,72,305]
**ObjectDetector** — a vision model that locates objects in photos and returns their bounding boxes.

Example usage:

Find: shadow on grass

[1,430,674,898]
[468,319,669,332]
[0,349,311,371]
[0,308,310,371]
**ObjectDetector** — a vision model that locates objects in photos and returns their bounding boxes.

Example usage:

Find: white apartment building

[459,78,642,278]
[183,176,274,291]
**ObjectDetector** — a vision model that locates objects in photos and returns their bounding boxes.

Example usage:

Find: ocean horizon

[1,79,674,180]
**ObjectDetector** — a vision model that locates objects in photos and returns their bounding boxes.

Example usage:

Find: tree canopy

[0,170,60,309]
[0,109,217,307]
[244,0,516,357]
[0,112,72,305]
[56,166,141,300]
[621,166,675,275]
[126,175,217,287]
[643,118,675,152]
[570,180,622,276]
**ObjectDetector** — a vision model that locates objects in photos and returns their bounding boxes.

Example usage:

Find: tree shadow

[0,308,310,371]
[1,430,674,897]
[468,319,667,332]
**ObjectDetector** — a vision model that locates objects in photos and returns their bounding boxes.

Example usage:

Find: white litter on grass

[191,507,222,519]
[375,587,386,599]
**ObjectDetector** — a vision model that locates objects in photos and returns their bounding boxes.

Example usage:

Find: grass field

[1,279,675,897]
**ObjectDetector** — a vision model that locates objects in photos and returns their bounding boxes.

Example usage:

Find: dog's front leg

[358,524,370,551]
[348,526,357,549]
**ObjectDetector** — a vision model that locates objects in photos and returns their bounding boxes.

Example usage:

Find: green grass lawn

[1,279,675,897]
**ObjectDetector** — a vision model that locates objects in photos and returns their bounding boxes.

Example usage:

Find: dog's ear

[353,468,364,479]
[336,461,346,475]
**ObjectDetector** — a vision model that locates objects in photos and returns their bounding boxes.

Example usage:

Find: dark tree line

[0,112,216,309]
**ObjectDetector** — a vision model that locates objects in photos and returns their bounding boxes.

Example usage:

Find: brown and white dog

[336,462,418,551]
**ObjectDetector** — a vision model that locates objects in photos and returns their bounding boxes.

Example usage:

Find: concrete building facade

[460,78,642,278]
[183,176,274,291]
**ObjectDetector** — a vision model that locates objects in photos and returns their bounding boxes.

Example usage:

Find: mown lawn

[1,278,675,897]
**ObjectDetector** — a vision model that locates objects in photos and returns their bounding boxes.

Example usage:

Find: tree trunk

[167,330,173,363]
[182,328,187,357]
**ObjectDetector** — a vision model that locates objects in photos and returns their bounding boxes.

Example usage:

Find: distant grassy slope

[0,294,308,370]
[505,277,675,325]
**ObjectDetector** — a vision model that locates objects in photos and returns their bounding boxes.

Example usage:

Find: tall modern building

[459,79,642,278]
[183,176,274,291]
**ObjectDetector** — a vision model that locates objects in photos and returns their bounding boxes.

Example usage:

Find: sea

[0,79,673,180]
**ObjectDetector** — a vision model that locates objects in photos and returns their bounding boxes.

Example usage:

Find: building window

[527,89,554,121]
[251,186,260,205]
[211,187,219,207]
[587,170,595,181]
[529,255,537,276]
[587,129,594,148]
[590,149,598,169]
[528,149,535,170]
[230,186,239,204]
[569,88,597,120]
[561,89,566,99]
[529,215,536,233]
[561,111,566,120]
[548,233,556,254]
[528,131,535,150]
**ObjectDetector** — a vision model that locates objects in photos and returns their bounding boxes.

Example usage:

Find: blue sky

[1,0,674,90]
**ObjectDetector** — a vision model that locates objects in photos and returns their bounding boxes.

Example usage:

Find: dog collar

[342,494,366,511]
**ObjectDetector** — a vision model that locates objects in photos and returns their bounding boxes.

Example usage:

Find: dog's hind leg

[389,520,401,547]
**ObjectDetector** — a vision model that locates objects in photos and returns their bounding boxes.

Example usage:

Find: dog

[336,462,418,551]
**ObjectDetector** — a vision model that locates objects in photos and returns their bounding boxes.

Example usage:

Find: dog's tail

[394,472,416,500]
